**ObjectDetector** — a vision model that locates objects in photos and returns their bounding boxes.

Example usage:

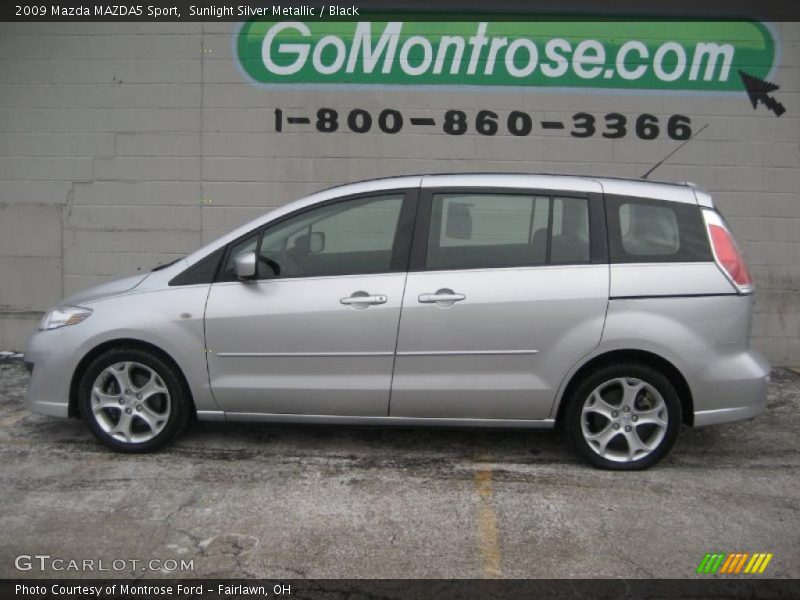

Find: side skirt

[196,410,556,429]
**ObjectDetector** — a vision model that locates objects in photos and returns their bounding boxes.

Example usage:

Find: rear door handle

[340,292,387,308]
[418,288,466,306]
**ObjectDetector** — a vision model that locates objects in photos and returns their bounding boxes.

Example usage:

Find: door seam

[387,182,423,416]
[387,270,410,416]
[201,282,223,412]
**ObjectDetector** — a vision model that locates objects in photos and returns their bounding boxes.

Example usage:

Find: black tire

[563,362,682,470]
[78,346,189,453]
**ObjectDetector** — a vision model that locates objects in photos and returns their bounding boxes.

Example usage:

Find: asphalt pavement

[0,359,798,579]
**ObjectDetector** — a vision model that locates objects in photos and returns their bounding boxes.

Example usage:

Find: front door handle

[340,291,387,309]
[418,288,466,307]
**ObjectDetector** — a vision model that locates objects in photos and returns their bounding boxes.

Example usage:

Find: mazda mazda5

[25,174,770,469]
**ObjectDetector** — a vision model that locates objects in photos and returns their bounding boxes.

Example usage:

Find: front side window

[222,193,405,280]
[426,192,590,270]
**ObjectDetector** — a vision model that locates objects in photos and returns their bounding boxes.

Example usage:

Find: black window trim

[169,187,419,285]
[409,186,608,272]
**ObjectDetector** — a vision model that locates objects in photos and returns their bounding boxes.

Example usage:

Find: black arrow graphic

[739,70,786,117]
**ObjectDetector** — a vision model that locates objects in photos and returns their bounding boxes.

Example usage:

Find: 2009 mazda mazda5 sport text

[25,174,770,469]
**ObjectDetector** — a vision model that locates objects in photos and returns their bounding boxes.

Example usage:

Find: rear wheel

[78,346,188,452]
[564,363,682,470]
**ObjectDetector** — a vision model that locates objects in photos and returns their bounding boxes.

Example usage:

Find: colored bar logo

[697,552,773,574]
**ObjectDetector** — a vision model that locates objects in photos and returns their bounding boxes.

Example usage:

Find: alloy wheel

[90,361,171,444]
[580,377,668,463]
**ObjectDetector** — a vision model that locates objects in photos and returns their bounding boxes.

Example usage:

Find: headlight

[38,305,93,330]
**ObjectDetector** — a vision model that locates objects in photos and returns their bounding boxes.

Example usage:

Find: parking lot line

[474,465,502,578]
[0,410,27,429]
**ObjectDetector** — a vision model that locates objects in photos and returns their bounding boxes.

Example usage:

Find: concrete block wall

[0,23,202,347]
[0,20,798,366]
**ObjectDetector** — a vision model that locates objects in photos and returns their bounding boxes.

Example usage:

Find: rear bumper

[690,347,770,427]
[694,404,765,427]
[25,328,76,418]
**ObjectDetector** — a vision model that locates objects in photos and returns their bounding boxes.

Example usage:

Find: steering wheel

[257,252,304,278]
[256,254,282,277]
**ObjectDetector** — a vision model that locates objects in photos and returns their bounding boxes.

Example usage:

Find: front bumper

[25,327,77,418]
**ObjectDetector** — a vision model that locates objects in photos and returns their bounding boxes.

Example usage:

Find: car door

[390,183,609,421]
[204,190,416,416]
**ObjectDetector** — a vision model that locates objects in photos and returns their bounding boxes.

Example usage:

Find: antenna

[641,123,709,180]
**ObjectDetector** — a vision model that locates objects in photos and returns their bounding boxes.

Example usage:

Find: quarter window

[606,196,712,263]
[169,248,224,286]
[426,193,590,270]
[619,203,680,256]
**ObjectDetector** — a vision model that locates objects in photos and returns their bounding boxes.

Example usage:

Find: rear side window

[426,193,590,270]
[606,196,712,263]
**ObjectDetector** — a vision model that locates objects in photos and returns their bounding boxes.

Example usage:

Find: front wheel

[564,363,682,470]
[78,346,189,453]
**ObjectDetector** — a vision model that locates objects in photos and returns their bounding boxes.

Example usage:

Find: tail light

[702,210,753,293]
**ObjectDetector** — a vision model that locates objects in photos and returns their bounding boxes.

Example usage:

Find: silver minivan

[25,174,770,469]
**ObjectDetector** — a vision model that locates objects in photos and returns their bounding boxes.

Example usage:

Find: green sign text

[237,18,776,92]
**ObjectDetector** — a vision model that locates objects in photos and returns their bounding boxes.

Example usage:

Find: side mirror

[234,251,256,280]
